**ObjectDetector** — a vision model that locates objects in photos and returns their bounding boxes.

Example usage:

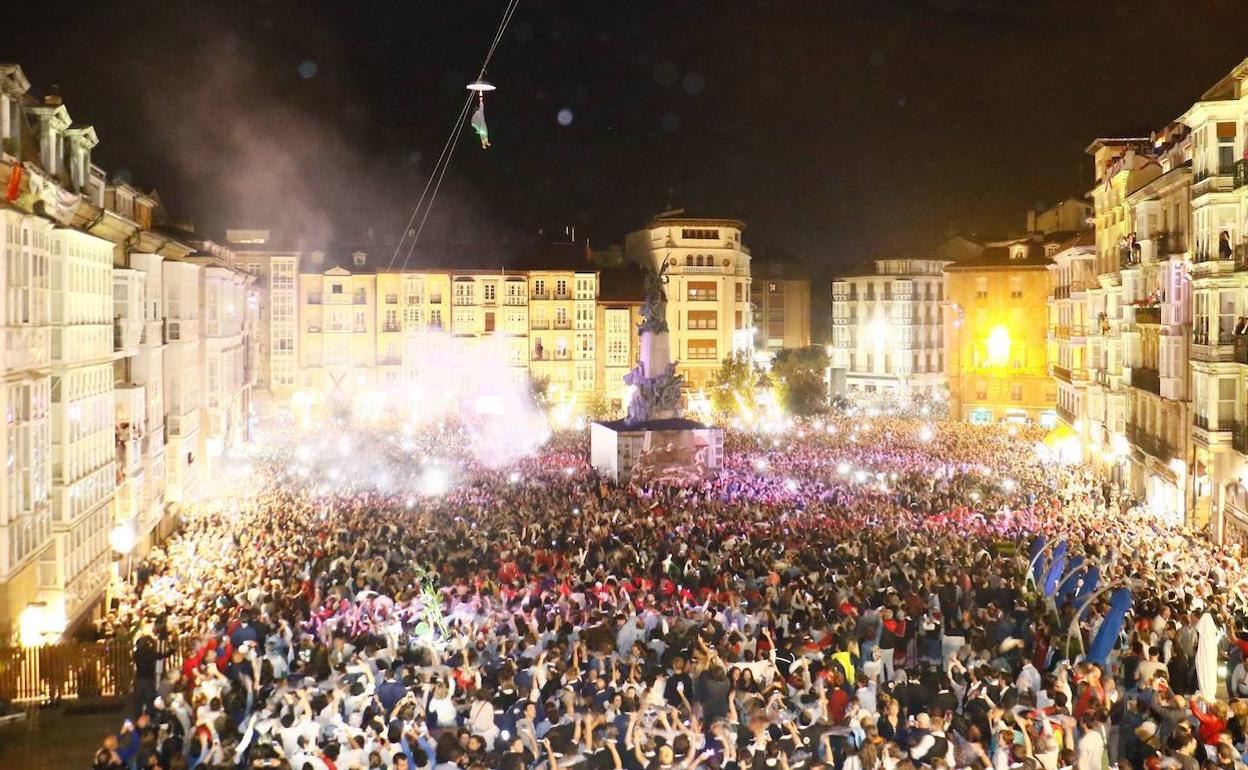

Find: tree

[709,350,758,420]
[583,391,613,422]
[770,347,830,416]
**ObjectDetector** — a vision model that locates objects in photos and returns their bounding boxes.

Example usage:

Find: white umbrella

[1195,612,1220,701]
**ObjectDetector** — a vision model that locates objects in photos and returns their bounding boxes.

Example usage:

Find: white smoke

[388,330,551,467]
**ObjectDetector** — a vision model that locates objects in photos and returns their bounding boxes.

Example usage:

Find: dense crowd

[89,416,1248,770]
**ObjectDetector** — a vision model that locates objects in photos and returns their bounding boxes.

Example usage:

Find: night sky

[9,0,1248,273]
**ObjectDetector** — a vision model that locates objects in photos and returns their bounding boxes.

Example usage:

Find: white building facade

[624,213,753,390]
[830,257,948,399]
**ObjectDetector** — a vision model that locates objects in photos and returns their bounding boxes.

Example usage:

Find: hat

[1134,721,1159,743]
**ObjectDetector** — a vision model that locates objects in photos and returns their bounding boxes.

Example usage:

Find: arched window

[685,255,693,266]
[696,255,705,266]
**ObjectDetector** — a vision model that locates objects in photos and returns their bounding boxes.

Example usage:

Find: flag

[1086,587,1132,665]
[1074,566,1100,618]
[5,164,22,203]
[1195,612,1219,700]
[471,102,490,148]
[1029,535,1048,586]
[1043,553,1067,598]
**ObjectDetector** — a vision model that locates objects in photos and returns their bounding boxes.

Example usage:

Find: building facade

[624,213,753,390]
[291,249,604,419]
[226,230,299,399]
[945,239,1061,424]
[750,262,811,356]
[831,257,948,399]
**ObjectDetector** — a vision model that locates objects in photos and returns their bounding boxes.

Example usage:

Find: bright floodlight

[986,326,1011,368]
[919,425,934,442]
[467,79,496,92]
[109,524,136,555]
[419,467,450,497]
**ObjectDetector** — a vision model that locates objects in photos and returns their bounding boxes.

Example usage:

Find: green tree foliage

[709,350,758,419]
[770,347,830,416]
[583,391,613,422]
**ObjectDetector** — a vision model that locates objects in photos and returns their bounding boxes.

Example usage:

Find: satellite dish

[466,79,496,92]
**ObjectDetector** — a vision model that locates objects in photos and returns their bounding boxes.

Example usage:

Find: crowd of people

[88,415,1248,770]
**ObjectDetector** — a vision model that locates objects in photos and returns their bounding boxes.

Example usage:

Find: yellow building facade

[945,239,1061,424]
[291,249,637,419]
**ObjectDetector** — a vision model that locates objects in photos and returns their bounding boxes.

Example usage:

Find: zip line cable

[388,0,522,273]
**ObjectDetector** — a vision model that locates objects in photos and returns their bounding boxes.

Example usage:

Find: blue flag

[1087,587,1132,665]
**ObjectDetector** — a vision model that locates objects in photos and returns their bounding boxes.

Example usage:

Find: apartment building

[292,246,602,418]
[831,256,948,399]
[623,212,753,390]
[945,237,1064,424]
[225,230,299,399]
[750,262,811,355]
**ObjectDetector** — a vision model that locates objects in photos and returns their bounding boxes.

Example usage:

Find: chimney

[1026,210,1037,234]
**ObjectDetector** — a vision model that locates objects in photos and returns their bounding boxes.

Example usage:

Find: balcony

[377,356,401,366]
[1126,424,1178,461]
[1192,164,1234,197]
[1236,336,1248,365]
[1133,305,1161,325]
[554,320,572,330]
[531,291,551,301]
[1052,324,1070,340]
[1193,412,1230,434]
[1095,369,1116,388]
[1192,331,1235,362]
[1233,421,1248,454]
[1053,285,1071,300]
[530,319,551,330]
[1126,366,1161,395]
[1236,159,1248,190]
[382,323,400,333]
[1236,242,1248,272]
[1152,231,1185,257]
[1051,364,1087,382]
[166,410,199,439]
[1056,403,1077,426]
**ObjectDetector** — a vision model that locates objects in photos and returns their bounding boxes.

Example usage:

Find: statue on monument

[638,261,671,335]
[624,257,684,424]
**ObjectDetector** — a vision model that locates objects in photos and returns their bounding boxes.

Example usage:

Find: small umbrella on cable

[467,78,495,148]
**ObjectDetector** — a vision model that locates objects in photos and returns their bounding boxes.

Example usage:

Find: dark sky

[9,0,1248,272]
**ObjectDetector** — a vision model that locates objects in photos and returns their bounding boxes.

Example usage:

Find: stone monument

[590,261,723,484]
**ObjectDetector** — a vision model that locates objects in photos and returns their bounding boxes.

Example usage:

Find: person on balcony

[1219,231,1233,260]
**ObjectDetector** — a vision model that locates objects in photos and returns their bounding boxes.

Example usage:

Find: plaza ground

[0,704,121,770]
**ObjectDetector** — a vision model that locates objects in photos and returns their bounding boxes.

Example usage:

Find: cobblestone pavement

[0,704,120,770]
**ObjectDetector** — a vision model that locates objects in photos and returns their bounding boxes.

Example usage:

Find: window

[687,340,718,360]
[556,307,568,326]
[975,277,988,300]
[688,310,717,330]
[429,309,443,329]
[686,256,693,266]
[533,279,546,297]
[385,293,398,304]
[384,310,398,331]
[1010,383,1023,401]
[483,283,496,302]
[331,283,344,294]
[735,283,744,302]
[1217,122,1236,172]
[1009,276,1022,299]
[688,281,717,301]
[555,279,568,297]
[1218,376,1237,427]
[975,383,988,401]
[682,228,718,240]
